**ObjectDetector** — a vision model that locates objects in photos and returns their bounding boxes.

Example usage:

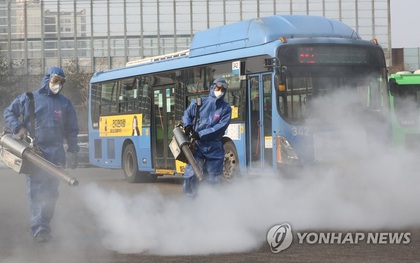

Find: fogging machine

[169,124,203,181]
[0,128,79,186]
[169,97,204,181]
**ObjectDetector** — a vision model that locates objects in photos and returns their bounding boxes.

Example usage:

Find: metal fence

[0,0,391,74]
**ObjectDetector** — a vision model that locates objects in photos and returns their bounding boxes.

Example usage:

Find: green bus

[388,70,420,150]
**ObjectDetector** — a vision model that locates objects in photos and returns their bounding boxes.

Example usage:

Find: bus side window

[91,83,101,127]
[174,79,185,123]
[185,66,211,93]
[119,77,141,113]
[138,77,151,125]
[119,84,129,112]
[100,81,118,115]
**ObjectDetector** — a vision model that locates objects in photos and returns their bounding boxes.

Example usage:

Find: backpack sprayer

[169,98,203,181]
[0,128,79,186]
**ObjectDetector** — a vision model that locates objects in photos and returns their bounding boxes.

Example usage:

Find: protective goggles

[50,74,66,85]
[214,81,227,90]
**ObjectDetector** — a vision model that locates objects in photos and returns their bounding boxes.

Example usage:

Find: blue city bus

[88,15,389,183]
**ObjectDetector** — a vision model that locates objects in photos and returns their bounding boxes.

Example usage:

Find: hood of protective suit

[40,66,66,95]
[209,82,227,101]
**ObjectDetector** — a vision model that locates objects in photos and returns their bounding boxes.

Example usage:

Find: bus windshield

[391,83,420,127]
[277,45,388,125]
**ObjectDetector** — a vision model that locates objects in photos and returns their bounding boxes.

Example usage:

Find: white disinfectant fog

[82,89,420,255]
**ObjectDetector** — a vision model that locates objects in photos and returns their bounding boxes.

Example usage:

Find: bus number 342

[292,127,309,136]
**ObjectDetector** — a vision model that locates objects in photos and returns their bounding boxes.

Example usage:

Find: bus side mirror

[389,78,397,96]
[264,57,277,70]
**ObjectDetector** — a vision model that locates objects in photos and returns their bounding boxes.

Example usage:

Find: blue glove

[184,125,193,135]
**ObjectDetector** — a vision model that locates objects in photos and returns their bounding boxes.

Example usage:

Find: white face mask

[49,82,62,94]
[214,90,224,98]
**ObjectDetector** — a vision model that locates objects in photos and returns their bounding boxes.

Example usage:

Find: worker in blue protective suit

[182,78,232,197]
[3,66,79,243]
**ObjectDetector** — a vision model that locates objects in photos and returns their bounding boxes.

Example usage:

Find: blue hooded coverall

[3,66,79,237]
[182,79,232,196]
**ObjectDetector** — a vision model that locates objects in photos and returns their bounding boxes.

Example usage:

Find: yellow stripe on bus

[155,169,175,175]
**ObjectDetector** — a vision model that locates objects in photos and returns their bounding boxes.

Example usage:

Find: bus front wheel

[123,144,156,183]
[223,140,239,182]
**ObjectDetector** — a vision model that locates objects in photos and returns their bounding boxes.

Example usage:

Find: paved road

[0,165,419,263]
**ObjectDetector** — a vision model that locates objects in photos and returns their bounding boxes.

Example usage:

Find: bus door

[152,86,176,170]
[248,74,273,169]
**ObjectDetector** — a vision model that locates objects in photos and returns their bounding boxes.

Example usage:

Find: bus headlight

[276,135,298,164]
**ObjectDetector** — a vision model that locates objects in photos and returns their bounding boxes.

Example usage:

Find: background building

[394,48,420,71]
[0,0,392,75]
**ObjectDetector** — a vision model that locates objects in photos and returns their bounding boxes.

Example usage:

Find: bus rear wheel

[223,140,239,182]
[123,144,156,183]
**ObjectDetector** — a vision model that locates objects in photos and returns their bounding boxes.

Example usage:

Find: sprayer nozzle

[68,178,79,186]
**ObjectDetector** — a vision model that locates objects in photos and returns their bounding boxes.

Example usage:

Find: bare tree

[61,58,92,131]
[0,46,21,119]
